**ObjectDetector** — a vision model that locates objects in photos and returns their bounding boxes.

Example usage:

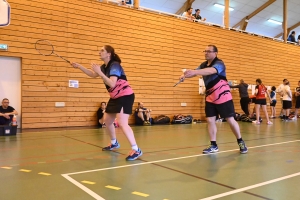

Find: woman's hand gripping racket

[35,39,70,63]
[173,69,186,87]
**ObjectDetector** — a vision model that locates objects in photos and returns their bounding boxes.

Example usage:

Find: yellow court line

[38,172,51,176]
[1,167,12,169]
[19,169,31,172]
[81,181,96,185]
[132,191,149,197]
[105,185,121,190]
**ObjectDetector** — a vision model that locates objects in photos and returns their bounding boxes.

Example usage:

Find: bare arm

[71,63,99,78]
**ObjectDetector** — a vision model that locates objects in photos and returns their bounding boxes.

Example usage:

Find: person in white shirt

[276,79,288,117]
[281,81,292,121]
[182,7,195,21]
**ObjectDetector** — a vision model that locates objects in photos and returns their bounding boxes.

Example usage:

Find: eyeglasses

[203,50,216,53]
[3,102,9,103]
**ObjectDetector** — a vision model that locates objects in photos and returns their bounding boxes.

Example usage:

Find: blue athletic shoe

[102,141,120,151]
[203,145,219,154]
[126,148,143,161]
[238,141,248,154]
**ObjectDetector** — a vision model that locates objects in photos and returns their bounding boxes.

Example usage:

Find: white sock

[111,139,117,145]
[131,145,138,151]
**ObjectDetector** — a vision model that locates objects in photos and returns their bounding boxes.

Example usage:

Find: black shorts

[296,100,300,109]
[205,100,235,118]
[270,100,277,107]
[106,94,134,114]
[255,99,266,105]
[282,100,292,109]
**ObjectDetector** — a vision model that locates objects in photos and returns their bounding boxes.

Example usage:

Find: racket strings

[35,40,54,56]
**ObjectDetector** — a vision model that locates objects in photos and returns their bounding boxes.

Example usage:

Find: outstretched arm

[71,62,99,78]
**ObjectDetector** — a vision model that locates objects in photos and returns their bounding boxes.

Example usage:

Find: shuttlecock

[182,69,186,72]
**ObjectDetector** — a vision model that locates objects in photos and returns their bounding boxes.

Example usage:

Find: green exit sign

[0,44,8,50]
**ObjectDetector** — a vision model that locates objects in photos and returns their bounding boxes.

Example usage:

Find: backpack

[153,115,170,124]
[171,114,193,124]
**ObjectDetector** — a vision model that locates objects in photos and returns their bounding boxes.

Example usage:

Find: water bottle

[12,114,17,126]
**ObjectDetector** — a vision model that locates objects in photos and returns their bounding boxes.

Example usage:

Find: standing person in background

[281,81,292,121]
[252,79,272,125]
[293,81,300,120]
[269,86,276,119]
[277,79,288,118]
[71,45,142,161]
[193,9,206,21]
[230,79,250,116]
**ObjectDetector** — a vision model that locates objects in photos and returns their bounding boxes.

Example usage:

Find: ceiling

[139,0,300,39]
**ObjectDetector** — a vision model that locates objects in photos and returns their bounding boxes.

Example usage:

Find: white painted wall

[0,56,21,128]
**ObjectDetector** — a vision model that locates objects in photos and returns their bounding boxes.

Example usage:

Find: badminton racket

[35,39,70,63]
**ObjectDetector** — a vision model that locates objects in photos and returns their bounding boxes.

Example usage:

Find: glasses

[3,102,9,103]
[203,50,216,53]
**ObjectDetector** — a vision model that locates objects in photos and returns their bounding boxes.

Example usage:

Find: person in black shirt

[294,81,300,120]
[0,98,18,125]
[193,9,206,22]
[230,79,250,116]
[134,102,152,125]
[97,102,106,127]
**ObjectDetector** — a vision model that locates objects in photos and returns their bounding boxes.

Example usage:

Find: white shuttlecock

[182,69,186,72]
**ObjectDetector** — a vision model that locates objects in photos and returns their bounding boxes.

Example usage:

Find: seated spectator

[298,35,300,45]
[134,102,151,125]
[193,9,206,21]
[0,98,18,125]
[120,0,132,6]
[97,102,106,128]
[182,7,195,21]
[287,31,296,43]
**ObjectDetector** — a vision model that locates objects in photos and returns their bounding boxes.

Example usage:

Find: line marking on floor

[62,139,300,200]
[82,181,96,185]
[132,191,149,197]
[19,169,31,172]
[38,172,51,176]
[105,185,121,190]
[199,171,300,200]
[1,166,12,169]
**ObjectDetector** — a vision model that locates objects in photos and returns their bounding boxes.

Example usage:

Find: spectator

[0,98,18,125]
[230,79,250,116]
[182,7,195,21]
[120,0,132,6]
[269,86,276,118]
[298,35,300,45]
[134,102,151,125]
[193,9,206,21]
[252,79,272,125]
[277,79,288,117]
[97,102,106,128]
[282,81,292,121]
[294,81,300,120]
[287,31,296,43]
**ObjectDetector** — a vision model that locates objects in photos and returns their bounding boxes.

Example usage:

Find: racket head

[35,39,54,56]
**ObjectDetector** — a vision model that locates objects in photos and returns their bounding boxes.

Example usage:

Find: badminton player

[180,45,248,154]
[71,45,142,161]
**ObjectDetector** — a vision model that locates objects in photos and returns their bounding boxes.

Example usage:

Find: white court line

[61,139,300,200]
[199,172,300,200]
[62,174,105,200]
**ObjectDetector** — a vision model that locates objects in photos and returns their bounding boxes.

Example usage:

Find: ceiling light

[267,19,282,25]
[213,3,234,11]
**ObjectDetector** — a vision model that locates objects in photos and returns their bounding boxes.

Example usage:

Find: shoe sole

[240,150,248,154]
[202,149,219,154]
[126,151,143,161]
[102,145,120,151]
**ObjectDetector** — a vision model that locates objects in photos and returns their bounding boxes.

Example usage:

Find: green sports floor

[0,119,299,200]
